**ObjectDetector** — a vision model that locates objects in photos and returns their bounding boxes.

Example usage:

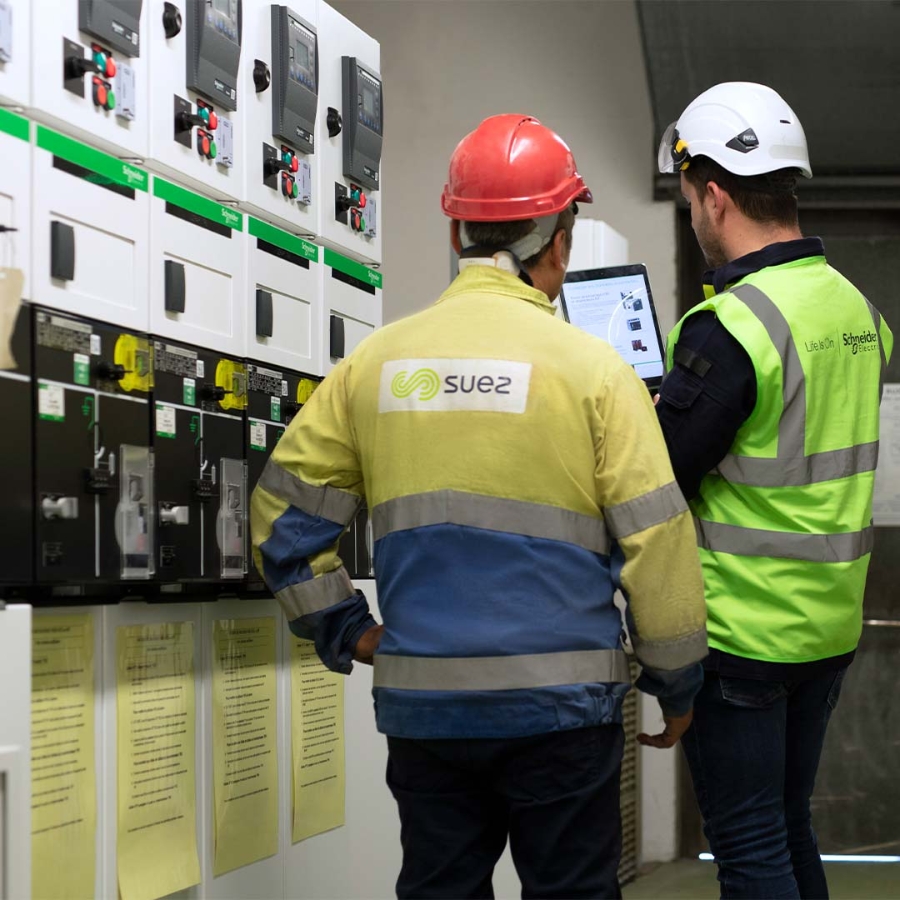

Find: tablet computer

[559,263,666,390]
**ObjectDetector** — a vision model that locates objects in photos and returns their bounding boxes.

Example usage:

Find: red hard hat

[441,114,593,222]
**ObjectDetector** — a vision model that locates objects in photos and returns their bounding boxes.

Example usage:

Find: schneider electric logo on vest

[842,330,879,355]
[380,359,532,413]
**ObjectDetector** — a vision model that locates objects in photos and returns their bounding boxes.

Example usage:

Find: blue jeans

[682,668,847,900]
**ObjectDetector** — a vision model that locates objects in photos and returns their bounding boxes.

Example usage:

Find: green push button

[359,217,366,232]
[106,91,116,111]
[283,151,292,165]
[292,181,299,199]
[350,188,361,204]
[200,106,210,124]
[94,51,106,70]
[208,140,217,160]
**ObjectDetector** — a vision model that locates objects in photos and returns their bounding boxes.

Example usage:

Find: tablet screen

[560,265,665,388]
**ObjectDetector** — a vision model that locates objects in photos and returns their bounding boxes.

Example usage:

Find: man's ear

[550,228,569,270]
[450,220,462,255]
[706,181,730,221]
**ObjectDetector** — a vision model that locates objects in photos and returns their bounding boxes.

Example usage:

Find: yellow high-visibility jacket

[251,263,707,739]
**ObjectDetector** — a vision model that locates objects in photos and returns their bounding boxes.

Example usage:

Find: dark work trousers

[386,724,625,900]
[682,668,848,900]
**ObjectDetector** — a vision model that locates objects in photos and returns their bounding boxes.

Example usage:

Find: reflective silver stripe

[731,283,807,458]
[373,649,631,692]
[716,441,879,487]
[695,519,874,563]
[865,299,887,402]
[718,284,878,486]
[275,568,355,618]
[372,490,609,555]
[631,628,708,671]
[258,458,361,525]
[604,482,688,538]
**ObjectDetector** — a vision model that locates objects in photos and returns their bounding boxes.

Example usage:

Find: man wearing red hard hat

[251,114,707,898]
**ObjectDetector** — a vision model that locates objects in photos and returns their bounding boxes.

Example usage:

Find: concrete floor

[623,859,900,899]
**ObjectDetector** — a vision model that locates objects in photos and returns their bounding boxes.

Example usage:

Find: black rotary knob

[253,60,271,93]
[201,384,227,403]
[163,3,182,39]
[327,107,342,138]
[97,361,127,381]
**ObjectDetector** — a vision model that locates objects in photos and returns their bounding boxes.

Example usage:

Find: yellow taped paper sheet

[291,638,345,842]
[211,617,279,875]
[117,622,200,900]
[31,614,96,900]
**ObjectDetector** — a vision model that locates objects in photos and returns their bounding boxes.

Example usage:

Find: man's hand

[637,709,693,749]
[653,392,661,406]
[353,624,384,666]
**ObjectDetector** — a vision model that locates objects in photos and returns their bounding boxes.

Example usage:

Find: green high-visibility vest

[667,255,893,663]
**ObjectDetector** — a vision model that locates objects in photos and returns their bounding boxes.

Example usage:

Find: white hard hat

[658,82,812,179]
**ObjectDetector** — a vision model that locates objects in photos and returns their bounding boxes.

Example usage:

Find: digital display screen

[362,83,376,116]
[561,272,665,383]
[295,40,309,70]
[214,0,234,23]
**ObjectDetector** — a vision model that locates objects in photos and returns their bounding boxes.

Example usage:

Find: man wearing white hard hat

[655,82,893,898]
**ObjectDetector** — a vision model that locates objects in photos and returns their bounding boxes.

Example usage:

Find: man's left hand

[353,624,384,665]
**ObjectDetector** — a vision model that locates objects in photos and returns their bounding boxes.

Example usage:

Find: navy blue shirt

[656,237,854,681]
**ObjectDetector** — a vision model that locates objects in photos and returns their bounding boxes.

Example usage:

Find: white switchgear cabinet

[0,108,30,302]
[0,0,30,107]
[146,0,244,201]
[28,0,149,159]
[316,1,382,266]
[240,0,319,236]
[32,126,150,332]
[246,216,322,375]
[321,247,381,376]
[149,176,246,358]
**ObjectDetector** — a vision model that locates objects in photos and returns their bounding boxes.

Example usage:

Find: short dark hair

[463,205,576,269]
[684,156,800,227]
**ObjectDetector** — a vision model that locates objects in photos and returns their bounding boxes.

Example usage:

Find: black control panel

[79,0,142,57]
[341,56,382,191]
[271,6,317,154]
[186,0,242,112]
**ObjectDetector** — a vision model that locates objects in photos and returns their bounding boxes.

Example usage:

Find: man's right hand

[637,708,693,749]
[353,624,384,666]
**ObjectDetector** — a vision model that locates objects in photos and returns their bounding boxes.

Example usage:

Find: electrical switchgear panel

[186,0,242,112]
[271,6,317,153]
[79,0,142,57]
[341,56,382,192]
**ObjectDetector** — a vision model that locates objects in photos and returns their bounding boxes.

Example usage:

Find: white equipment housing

[321,246,381,375]
[316,1,381,265]
[0,0,29,107]
[28,1,149,159]
[32,126,150,332]
[146,0,244,201]
[240,0,319,236]
[149,176,246,358]
[0,109,31,301]
[246,216,322,375]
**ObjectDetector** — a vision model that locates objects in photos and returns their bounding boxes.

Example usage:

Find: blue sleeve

[289,593,378,675]
[635,663,704,717]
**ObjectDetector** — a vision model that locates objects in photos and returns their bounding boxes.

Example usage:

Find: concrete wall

[332,0,679,332]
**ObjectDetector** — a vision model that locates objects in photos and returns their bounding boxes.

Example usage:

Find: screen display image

[560,265,666,387]
[294,39,309,71]
[214,0,235,23]
[362,83,376,117]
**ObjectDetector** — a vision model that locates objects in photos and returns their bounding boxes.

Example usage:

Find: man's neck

[725,223,803,263]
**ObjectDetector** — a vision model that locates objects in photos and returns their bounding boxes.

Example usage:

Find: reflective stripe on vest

[714,283,880,488]
[373,648,631,692]
[258,458,361,525]
[276,568,356,619]
[695,519,874,563]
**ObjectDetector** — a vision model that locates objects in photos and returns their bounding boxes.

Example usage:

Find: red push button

[201,135,210,156]
[106,57,117,78]
[208,111,218,131]
[358,191,367,209]
[95,82,108,108]
[290,156,299,173]
[282,173,292,197]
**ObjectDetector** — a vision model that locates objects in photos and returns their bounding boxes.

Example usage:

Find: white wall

[331,0,679,332]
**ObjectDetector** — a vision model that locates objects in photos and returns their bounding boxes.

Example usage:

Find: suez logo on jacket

[379,359,532,413]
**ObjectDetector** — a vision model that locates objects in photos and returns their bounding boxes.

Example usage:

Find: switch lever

[66,54,102,80]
